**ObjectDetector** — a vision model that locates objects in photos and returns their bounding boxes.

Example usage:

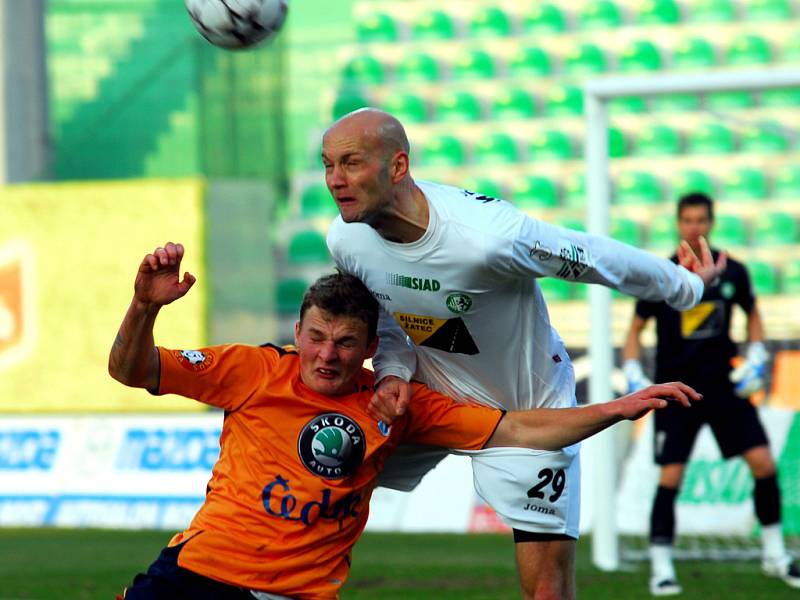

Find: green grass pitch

[0,528,796,599]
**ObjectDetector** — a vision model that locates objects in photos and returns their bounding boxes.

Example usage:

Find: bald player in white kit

[322,108,725,599]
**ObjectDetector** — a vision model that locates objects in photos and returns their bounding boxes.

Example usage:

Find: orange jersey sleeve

[402,382,504,450]
[157,344,279,411]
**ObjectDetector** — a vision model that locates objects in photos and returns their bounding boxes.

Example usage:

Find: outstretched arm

[485,382,700,450]
[108,242,196,390]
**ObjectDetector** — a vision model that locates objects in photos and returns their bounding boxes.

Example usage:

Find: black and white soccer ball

[185,0,288,49]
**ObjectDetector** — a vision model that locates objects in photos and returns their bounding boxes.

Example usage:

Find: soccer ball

[185,0,288,49]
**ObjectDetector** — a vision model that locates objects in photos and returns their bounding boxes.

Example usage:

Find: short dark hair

[299,272,379,342]
[677,191,714,221]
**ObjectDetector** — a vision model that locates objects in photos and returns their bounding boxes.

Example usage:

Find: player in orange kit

[109,242,699,600]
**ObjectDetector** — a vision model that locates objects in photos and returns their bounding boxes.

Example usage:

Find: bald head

[324,108,410,160]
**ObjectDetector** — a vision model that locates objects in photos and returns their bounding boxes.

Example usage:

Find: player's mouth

[316,367,339,379]
[335,195,357,205]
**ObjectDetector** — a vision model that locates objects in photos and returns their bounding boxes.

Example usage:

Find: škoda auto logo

[0,240,35,370]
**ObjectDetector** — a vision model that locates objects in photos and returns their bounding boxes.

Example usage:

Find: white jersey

[327,180,703,412]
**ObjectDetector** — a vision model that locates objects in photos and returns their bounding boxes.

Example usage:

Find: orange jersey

[156,343,503,599]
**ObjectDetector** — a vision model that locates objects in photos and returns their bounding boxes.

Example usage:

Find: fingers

[178,272,197,295]
[698,236,713,268]
[677,240,696,269]
[141,242,184,272]
[716,250,727,273]
[642,382,702,408]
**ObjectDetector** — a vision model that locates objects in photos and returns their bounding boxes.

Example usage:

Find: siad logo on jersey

[298,413,366,479]
[446,293,473,314]
[174,349,215,371]
[386,272,441,292]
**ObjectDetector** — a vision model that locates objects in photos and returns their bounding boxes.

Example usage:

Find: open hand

[134,242,196,307]
[616,382,702,421]
[677,236,727,288]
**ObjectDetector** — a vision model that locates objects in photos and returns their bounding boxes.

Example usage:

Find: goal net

[583,68,800,569]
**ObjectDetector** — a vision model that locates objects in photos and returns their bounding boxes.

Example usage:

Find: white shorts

[378,443,581,538]
[460,444,581,539]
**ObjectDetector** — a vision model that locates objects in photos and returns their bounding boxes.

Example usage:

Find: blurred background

[1,0,800,593]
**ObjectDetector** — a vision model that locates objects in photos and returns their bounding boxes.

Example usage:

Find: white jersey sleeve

[502,214,704,311]
[327,219,417,383]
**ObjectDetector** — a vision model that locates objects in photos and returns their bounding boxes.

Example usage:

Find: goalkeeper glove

[730,342,769,398]
[623,359,652,394]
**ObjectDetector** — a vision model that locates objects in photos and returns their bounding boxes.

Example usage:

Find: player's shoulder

[721,253,748,278]
[327,215,380,252]
[419,180,524,231]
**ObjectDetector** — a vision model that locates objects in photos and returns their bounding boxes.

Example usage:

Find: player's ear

[294,320,301,348]
[390,151,409,183]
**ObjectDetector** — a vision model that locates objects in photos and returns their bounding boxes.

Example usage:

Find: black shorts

[124,542,254,600]
[653,385,769,466]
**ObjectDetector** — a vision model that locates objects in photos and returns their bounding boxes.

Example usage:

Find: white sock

[650,544,677,581]
[761,522,788,564]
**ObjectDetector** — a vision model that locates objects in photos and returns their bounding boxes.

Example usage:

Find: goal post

[583,68,800,571]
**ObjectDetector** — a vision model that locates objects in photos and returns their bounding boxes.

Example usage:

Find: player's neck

[373,182,429,243]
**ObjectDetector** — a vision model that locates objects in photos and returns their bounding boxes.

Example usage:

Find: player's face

[677,205,712,251]
[295,306,378,396]
[321,123,394,224]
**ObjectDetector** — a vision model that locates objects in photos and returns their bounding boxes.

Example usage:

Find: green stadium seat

[780,35,800,63]
[299,183,336,218]
[508,46,553,77]
[545,85,583,115]
[611,217,642,245]
[637,0,682,24]
[557,217,587,232]
[563,43,608,75]
[522,3,567,33]
[650,92,701,112]
[774,165,800,198]
[342,56,386,85]
[726,34,773,65]
[782,259,800,293]
[473,133,520,164]
[287,230,330,264]
[469,6,513,37]
[511,175,560,209]
[395,52,441,82]
[420,135,466,166]
[331,88,371,120]
[713,214,749,247]
[563,172,586,207]
[608,127,628,158]
[753,211,799,245]
[673,169,715,196]
[689,0,738,22]
[434,91,483,122]
[747,260,780,295]
[451,49,496,80]
[382,93,429,123]
[687,122,736,154]
[740,122,789,153]
[615,171,662,205]
[491,88,537,120]
[634,123,682,155]
[609,95,648,114]
[356,13,399,43]
[579,0,624,29]
[572,283,589,300]
[538,277,573,301]
[671,38,717,69]
[721,167,768,201]
[529,130,573,161]
[463,177,505,200]
[648,214,679,250]
[745,0,792,20]
[618,40,663,72]
[705,90,755,110]
[412,11,457,39]
[761,87,800,107]
[275,278,308,314]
